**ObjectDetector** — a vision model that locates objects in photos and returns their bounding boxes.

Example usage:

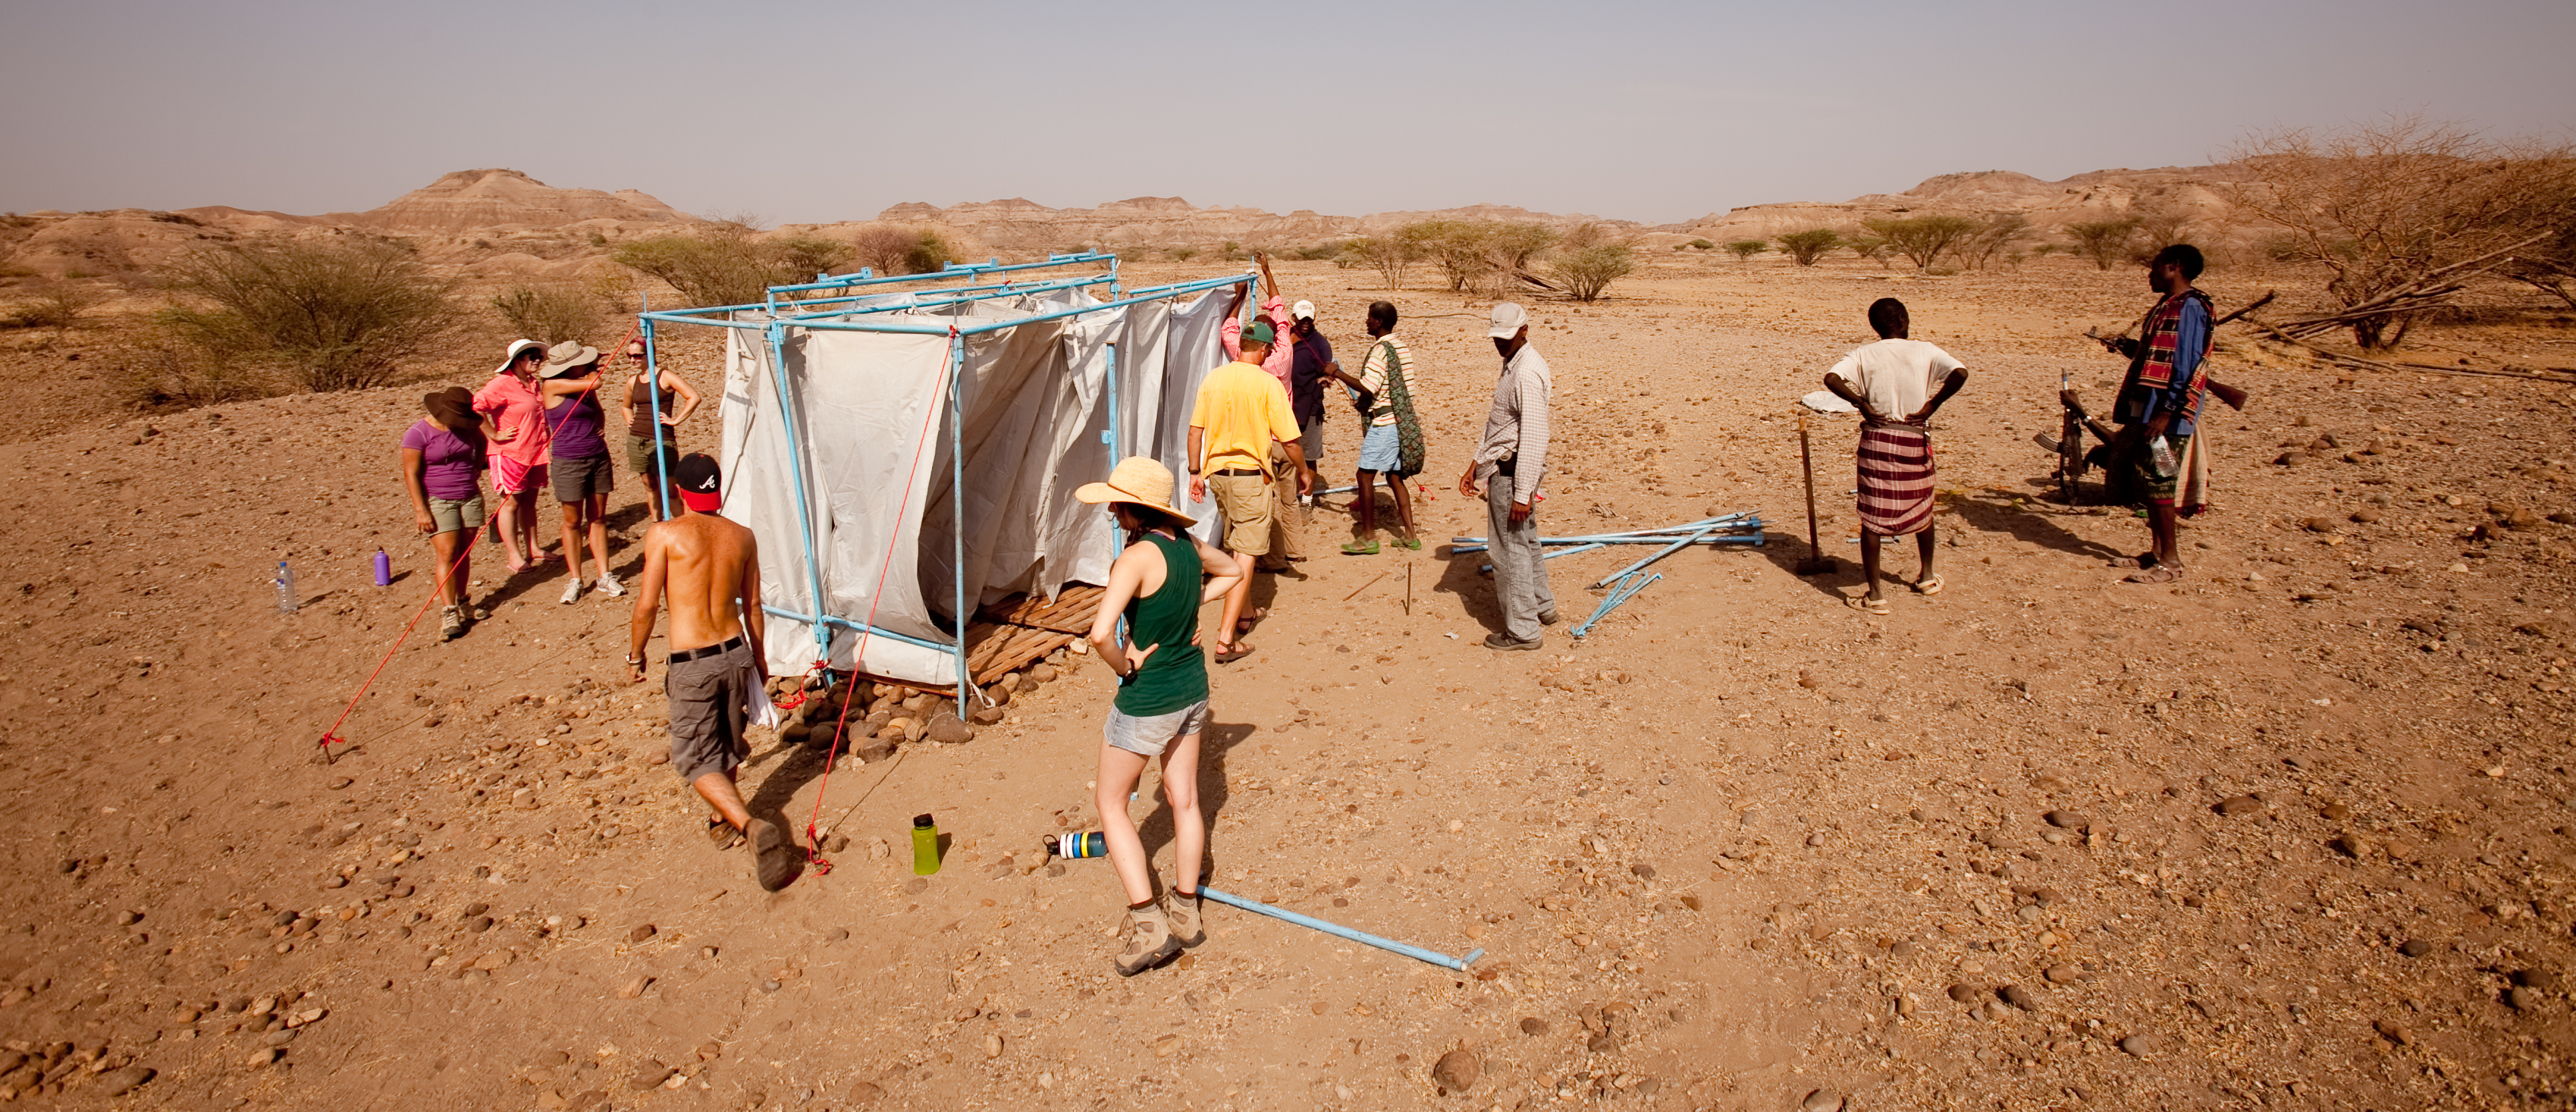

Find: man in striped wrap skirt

[1824,298,1969,614]
[2100,244,2214,585]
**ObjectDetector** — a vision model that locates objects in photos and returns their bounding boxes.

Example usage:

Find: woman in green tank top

[1076,458,1245,977]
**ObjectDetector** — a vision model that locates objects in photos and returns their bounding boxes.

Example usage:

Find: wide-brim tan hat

[540,340,600,378]
[495,338,544,374]
[1075,457,1197,527]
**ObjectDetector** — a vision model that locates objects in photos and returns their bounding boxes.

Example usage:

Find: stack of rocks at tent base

[767,646,1078,762]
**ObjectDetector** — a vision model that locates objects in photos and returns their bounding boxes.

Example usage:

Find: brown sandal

[2122,563,2185,585]
[1214,641,1256,665]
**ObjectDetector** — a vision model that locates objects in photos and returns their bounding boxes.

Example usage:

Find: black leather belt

[669,635,746,664]
[1211,468,1264,479]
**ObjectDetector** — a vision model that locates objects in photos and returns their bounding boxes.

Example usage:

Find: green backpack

[1374,340,1426,479]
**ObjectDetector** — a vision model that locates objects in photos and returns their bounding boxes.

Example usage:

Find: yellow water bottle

[911,813,941,876]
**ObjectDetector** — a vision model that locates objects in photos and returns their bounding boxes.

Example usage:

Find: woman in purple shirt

[537,341,618,605]
[400,386,489,642]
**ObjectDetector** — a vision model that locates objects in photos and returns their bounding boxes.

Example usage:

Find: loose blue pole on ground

[1450,513,1751,545]
[764,322,834,665]
[1196,886,1483,972]
[1453,531,1763,554]
[1595,523,1721,589]
[1574,572,1662,638]
[1478,541,1607,573]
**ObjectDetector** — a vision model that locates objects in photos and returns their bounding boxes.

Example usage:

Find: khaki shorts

[1104,700,1210,758]
[625,432,677,481]
[427,495,486,535]
[1206,471,1273,555]
[665,636,757,784]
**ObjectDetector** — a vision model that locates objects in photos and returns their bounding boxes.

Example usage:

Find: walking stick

[1795,412,1831,575]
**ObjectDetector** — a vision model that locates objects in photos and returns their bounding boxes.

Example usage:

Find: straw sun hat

[1074,457,1197,527]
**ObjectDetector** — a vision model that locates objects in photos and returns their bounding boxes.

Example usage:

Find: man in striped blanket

[1824,298,1969,614]
[2098,244,2214,584]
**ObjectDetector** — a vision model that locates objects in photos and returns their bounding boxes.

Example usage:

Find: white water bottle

[274,561,298,615]
[2147,436,2179,479]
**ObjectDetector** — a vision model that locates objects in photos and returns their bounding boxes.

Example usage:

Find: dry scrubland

[1,254,2575,1112]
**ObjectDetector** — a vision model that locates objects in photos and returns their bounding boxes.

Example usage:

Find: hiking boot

[594,572,627,597]
[1164,888,1206,948]
[747,818,799,892]
[1538,607,1561,625]
[559,577,583,605]
[438,605,467,642]
[1113,904,1182,977]
[1482,631,1542,651]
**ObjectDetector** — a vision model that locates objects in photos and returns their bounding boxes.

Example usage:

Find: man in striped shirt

[1460,302,1557,649]
[1328,300,1421,553]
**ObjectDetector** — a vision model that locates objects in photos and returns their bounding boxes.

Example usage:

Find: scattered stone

[1430,1049,1480,1095]
[846,1081,882,1105]
[983,1034,1003,1059]
[96,1066,153,1097]
[2043,810,2089,830]
[2118,1034,2158,1057]
[616,977,652,1000]
[2214,795,2262,816]
[1629,864,1656,880]
[2301,517,2336,533]
[2352,508,2381,524]
[1947,984,1982,1005]
[2508,987,2543,1011]
[2044,964,2080,985]
[628,1060,673,1091]
[1801,1089,1846,1112]
[1519,1017,1549,1037]
[2397,939,2435,958]
[2513,968,2561,992]
[1999,985,2036,1011]
[627,924,655,944]
[2328,833,2375,860]
[2373,1019,2414,1046]
[1805,832,1827,848]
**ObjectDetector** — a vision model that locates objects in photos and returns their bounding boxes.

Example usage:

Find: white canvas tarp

[717,284,1236,686]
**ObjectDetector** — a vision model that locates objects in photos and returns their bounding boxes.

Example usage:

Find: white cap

[1487,302,1529,339]
[1291,300,1316,321]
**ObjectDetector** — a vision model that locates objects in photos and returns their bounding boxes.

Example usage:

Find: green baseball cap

[1242,320,1275,346]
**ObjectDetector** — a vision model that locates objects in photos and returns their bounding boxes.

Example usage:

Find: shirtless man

[625,453,797,891]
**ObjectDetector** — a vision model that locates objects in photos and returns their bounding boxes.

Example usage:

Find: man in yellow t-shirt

[1188,320,1312,665]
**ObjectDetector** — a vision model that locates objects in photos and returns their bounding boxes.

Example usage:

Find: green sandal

[1392,535,1422,551]
[1340,539,1381,556]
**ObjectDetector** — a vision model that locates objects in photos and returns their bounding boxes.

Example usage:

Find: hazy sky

[4,0,2570,225]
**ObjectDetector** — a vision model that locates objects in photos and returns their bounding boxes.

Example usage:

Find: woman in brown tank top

[620,340,702,519]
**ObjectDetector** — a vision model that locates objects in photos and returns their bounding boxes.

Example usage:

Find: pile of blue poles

[1449,511,1766,637]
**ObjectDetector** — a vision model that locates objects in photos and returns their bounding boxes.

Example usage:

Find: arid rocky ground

[2,254,2573,1111]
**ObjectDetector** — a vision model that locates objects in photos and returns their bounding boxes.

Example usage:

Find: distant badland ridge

[1,164,2247,281]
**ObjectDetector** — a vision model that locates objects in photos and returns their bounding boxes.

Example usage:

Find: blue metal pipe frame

[1595,523,1722,589]
[635,260,1253,696]
[1573,571,1662,639]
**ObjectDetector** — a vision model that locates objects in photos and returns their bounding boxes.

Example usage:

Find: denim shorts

[1103,700,1210,758]
[1356,422,1400,472]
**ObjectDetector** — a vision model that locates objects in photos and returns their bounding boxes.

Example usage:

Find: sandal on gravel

[1340,539,1381,555]
[1910,575,1945,595]
[2122,563,2186,585]
[748,818,799,892]
[1234,608,1266,635]
[1214,641,1256,665]
[1847,595,1891,615]
[1392,535,1423,551]
[2104,552,2157,570]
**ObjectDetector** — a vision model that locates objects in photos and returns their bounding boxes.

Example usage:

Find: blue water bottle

[372,547,392,587]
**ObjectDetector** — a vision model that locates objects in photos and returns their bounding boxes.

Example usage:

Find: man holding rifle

[2096,244,2214,585]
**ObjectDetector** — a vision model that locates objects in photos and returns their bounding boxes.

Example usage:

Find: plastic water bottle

[911,813,941,876]
[274,561,298,614]
[372,547,392,587]
[1044,832,1110,860]
[2147,435,2180,479]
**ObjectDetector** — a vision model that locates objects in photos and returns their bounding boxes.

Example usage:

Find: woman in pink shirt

[474,339,554,571]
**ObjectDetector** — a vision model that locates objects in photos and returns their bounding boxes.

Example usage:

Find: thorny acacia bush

[1775,229,1842,266]
[1860,215,1981,271]
[2226,117,2576,348]
[610,221,887,307]
[2064,218,2141,270]
[161,235,456,393]
[5,281,105,331]
[490,284,604,344]
[1725,240,1767,262]
[1955,214,2031,270]
[1348,230,1426,290]
[1551,243,1635,302]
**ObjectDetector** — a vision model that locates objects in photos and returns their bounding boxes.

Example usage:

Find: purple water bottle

[372,547,392,587]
